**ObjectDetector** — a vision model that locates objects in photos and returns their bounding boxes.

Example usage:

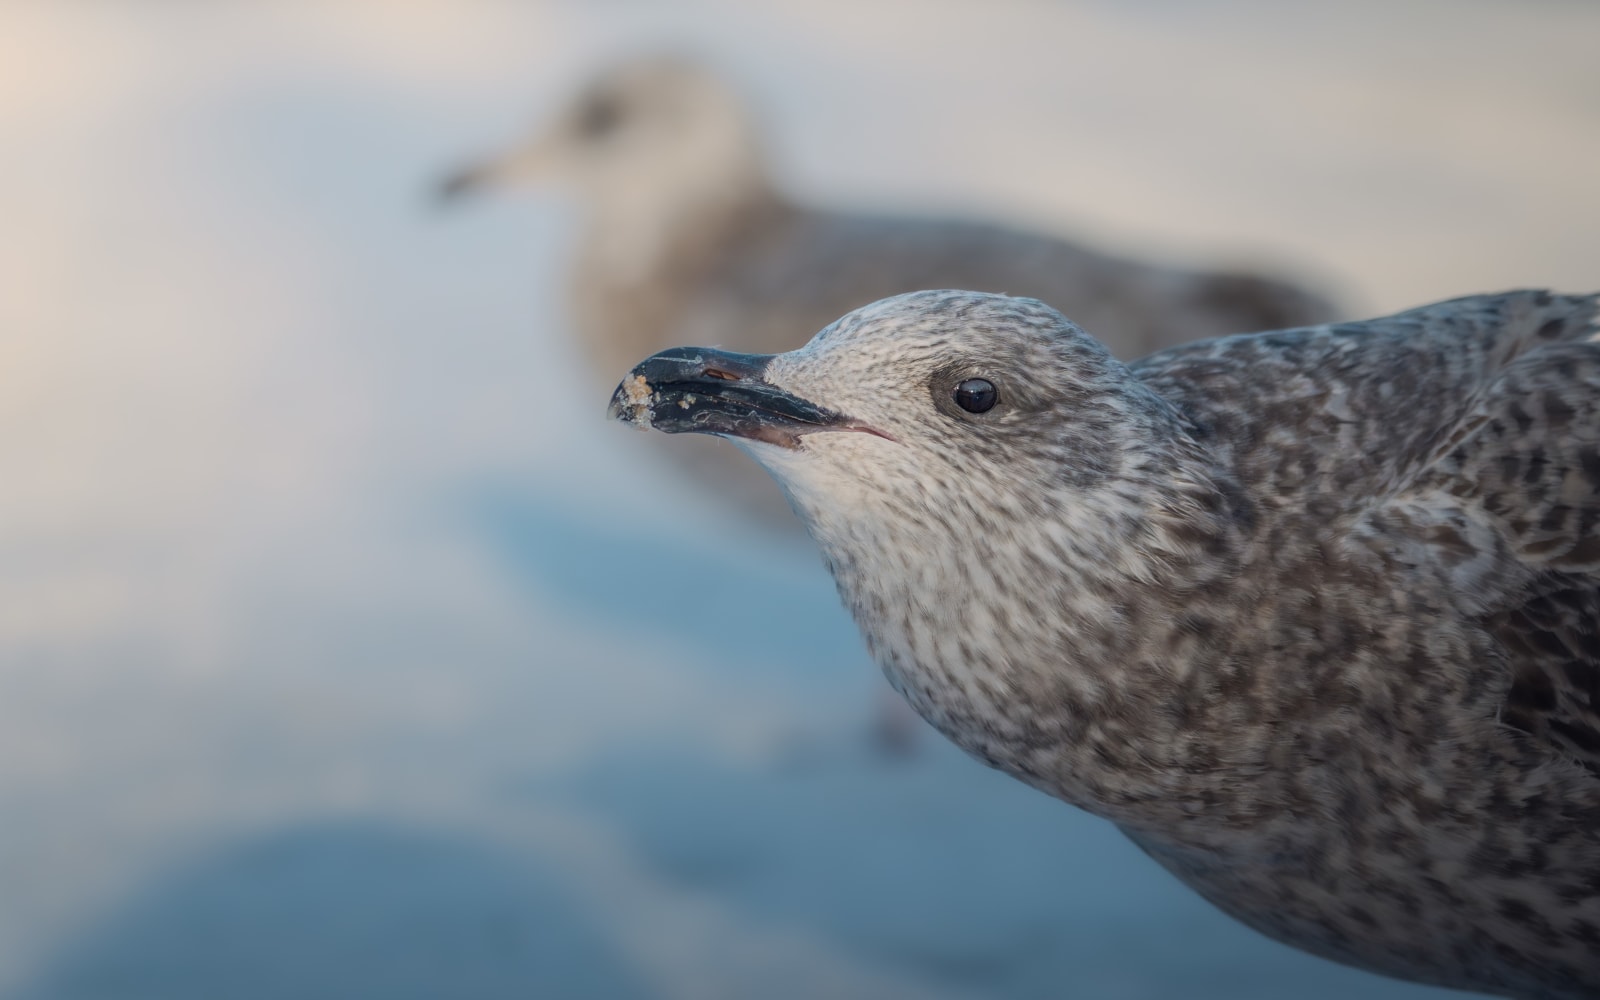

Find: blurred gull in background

[439,54,1342,533]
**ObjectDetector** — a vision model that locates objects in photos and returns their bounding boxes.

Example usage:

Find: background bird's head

[439,55,768,221]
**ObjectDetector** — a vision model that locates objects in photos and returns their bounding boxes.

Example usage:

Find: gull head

[607,290,1199,562]
[607,289,1242,780]
[439,55,765,208]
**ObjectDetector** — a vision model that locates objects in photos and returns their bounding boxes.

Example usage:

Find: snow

[0,1,1594,997]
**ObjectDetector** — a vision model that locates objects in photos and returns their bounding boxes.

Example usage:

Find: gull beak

[435,132,560,203]
[608,347,881,450]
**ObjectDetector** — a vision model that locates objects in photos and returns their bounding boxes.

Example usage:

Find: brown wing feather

[1135,291,1599,516]
[1419,337,1600,775]
[1490,576,1600,773]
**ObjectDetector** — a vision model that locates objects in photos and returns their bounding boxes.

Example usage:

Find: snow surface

[0,1,1595,997]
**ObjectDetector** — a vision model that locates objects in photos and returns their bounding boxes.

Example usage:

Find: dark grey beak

[434,133,560,206]
[435,166,486,203]
[608,347,871,449]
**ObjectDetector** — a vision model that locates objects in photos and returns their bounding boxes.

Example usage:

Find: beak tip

[607,372,657,430]
[434,171,477,204]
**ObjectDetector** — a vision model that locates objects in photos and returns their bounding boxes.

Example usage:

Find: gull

[610,288,1600,998]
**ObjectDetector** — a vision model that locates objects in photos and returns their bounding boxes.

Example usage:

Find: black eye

[954,378,998,413]
[578,95,623,138]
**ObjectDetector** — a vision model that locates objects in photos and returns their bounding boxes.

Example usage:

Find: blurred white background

[0,2,1595,997]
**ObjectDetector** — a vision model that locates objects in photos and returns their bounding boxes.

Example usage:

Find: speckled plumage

[448,55,1340,528]
[622,289,1600,997]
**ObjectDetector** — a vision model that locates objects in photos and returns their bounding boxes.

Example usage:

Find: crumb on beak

[619,373,654,429]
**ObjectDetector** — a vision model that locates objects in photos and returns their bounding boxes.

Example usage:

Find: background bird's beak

[607,347,856,450]
[436,132,560,202]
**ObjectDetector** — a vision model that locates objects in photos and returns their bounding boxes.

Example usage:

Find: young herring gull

[608,289,1600,998]
[443,55,1340,531]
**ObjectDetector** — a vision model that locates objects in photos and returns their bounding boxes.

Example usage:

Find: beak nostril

[702,367,741,381]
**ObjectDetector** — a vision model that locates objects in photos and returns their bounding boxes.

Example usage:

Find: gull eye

[579,95,623,138]
[954,378,998,414]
